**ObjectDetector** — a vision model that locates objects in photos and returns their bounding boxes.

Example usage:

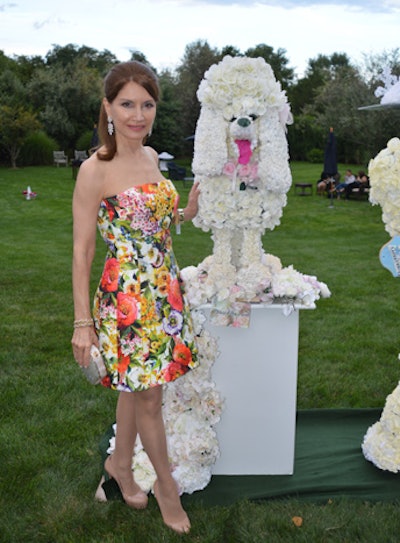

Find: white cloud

[0,0,399,78]
[179,0,400,10]
[33,16,70,30]
[0,3,17,10]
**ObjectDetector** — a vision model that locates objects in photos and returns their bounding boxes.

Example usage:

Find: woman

[335,168,355,197]
[71,61,199,534]
[344,170,370,199]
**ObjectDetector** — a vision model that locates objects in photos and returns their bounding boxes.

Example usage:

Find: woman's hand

[183,182,200,221]
[71,326,98,368]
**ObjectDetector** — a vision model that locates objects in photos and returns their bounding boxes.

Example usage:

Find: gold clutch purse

[81,345,107,385]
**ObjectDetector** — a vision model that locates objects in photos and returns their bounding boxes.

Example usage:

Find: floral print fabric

[93,179,198,392]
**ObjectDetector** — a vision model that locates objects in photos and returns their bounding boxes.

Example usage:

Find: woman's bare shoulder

[145,146,159,164]
[74,151,107,199]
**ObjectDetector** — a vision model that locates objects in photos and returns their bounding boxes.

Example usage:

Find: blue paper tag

[379,236,400,277]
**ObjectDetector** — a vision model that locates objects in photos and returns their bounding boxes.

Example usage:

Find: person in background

[317,171,337,196]
[71,60,200,534]
[357,171,370,191]
[345,170,370,199]
[335,169,356,198]
[316,171,330,195]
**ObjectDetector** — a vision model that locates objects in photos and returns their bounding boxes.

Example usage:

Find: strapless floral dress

[93,179,198,391]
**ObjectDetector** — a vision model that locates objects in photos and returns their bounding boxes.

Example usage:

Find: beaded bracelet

[73,318,94,329]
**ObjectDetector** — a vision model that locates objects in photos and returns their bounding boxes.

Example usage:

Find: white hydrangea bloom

[369,137,400,236]
[362,379,400,472]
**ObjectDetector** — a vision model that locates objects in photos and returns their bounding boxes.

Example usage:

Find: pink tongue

[235,139,252,165]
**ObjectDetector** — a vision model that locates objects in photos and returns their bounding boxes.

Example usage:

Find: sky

[0,0,399,77]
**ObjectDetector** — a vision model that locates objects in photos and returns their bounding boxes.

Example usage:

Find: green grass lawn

[1,163,400,542]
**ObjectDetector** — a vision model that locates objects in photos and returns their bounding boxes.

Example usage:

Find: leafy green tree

[151,69,185,156]
[307,66,400,164]
[129,50,158,73]
[13,54,45,84]
[361,48,400,89]
[27,58,103,150]
[0,105,41,167]
[287,114,325,162]
[175,40,221,139]
[287,53,356,161]
[220,45,242,58]
[45,43,117,75]
[45,43,82,67]
[2,41,400,167]
[0,50,16,72]
[20,130,58,166]
[0,69,26,106]
[244,43,294,89]
[288,53,353,115]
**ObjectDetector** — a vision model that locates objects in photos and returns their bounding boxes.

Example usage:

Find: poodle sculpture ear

[192,107,228,177]
[258,109,292,194]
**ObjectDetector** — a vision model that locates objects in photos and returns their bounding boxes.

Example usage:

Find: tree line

[0,41,399,168]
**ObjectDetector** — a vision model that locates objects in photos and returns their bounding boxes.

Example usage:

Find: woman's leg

[317,181,326,195]
[135,386,190,533]
[105,391,148,507]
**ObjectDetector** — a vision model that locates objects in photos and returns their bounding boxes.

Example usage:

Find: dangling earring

[148,126,153,138]
[107,116,114,136]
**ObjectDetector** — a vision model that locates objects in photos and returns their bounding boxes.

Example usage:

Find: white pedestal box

[203,304,303,475]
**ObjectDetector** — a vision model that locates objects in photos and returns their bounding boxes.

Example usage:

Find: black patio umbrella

[323,127,337,178]
[323,128,338,208]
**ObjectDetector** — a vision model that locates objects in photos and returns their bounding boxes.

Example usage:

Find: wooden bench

[74,150,88,162]
[346,187,370,200]
[53,151,68,167]
[295,183,313,196]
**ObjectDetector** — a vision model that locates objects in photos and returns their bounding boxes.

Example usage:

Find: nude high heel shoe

[95,455,148,510]
[153,479,191,534]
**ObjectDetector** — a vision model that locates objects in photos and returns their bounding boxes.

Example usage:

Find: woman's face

[104,81,156,142]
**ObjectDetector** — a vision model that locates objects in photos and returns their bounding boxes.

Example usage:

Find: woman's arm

[180,181,200,221]
[71,159,103,367]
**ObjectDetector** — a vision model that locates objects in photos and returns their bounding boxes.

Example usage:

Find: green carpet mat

[100,409,400,506]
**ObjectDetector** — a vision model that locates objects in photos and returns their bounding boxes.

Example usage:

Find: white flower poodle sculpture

[192,55,293,300]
